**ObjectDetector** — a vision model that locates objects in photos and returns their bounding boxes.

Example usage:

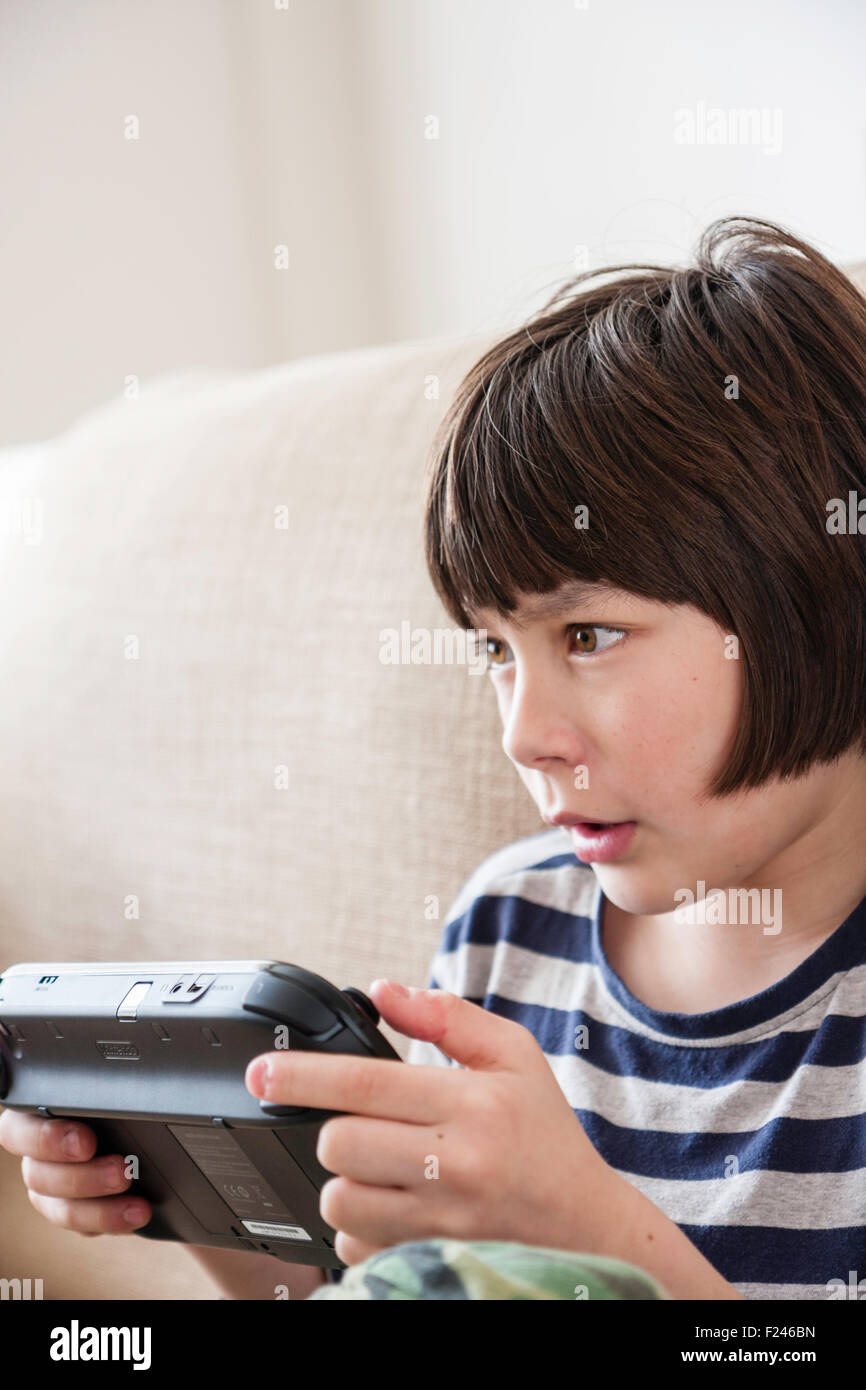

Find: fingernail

[247,1057,271,1095]
[100,1157,124,1187]
[62,1128,82,1158]
[385,980,410,998]
[123,1202,147,1225]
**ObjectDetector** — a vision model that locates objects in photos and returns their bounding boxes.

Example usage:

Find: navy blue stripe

[575,1106,866,1178]
[440,893,596,958]
[682,1222,866,1289]
[478,991,866,1076]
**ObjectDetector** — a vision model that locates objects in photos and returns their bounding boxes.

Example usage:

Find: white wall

[1,0,864,444]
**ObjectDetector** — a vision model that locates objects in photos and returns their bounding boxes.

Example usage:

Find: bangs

[425,271,719,632]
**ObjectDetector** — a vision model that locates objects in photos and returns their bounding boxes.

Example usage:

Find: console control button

[242,974,335,1036]
[342,987,379,1025]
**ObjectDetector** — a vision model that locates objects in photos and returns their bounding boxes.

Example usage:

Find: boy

[5,216,865,1300]
[264,213,866,1300]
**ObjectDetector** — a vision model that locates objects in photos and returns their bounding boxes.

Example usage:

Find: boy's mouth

[566,821,638,863]
[543,812,639,862]
[574,820,632,833]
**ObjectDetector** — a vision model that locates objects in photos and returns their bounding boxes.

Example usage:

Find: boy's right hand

[0,1110,152,1236]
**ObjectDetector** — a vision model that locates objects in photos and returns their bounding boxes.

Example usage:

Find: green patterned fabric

[306,1239,673,1300]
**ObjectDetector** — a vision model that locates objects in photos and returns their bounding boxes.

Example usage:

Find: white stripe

[607,1163,866,1231]
[443,827,574,924]
[733,1282,853,1300]
[552,1048,865,1127]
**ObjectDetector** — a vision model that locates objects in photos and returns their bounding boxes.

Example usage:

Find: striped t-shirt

[405,827,866,1301]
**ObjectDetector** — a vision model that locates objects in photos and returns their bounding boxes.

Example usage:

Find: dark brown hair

[423,217,866,796]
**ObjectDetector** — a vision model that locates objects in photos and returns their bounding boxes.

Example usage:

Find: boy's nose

[500,674,585,771]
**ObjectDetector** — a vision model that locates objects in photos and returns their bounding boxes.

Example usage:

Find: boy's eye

[474,625,626,668]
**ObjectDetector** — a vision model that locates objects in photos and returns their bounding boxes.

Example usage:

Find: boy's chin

[593,863,686,920]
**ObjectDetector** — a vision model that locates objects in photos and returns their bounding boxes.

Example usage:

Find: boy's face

[472,580,852,915]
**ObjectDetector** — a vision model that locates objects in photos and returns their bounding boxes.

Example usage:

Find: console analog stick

[342,987,379,1025]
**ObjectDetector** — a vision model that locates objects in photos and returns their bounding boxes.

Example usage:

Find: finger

[316,1116,439,1188]
[0,1110,97,1162]
[245,1052,457,1124]
[368,981,535,1072]
[320,1177,435,1249]
[22,1152,134,1201]
[334,1231,382,1267]
[26,1188,152,1236]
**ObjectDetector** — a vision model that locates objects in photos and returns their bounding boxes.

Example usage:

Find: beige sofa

[0,330,548,1299]
[2,259,864,1299]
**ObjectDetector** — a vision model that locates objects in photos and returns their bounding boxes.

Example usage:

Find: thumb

[367,979,533,1072]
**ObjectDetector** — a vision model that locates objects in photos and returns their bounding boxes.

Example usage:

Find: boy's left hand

[244,980,616,1266]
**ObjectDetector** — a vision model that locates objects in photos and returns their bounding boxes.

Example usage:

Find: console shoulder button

[242,974,336,1035]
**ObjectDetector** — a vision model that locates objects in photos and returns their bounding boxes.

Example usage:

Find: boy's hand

[0,1111,151,1236]
[244,981,615,1267]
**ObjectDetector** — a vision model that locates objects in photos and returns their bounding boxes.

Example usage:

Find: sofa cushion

[0,333,546,1297]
